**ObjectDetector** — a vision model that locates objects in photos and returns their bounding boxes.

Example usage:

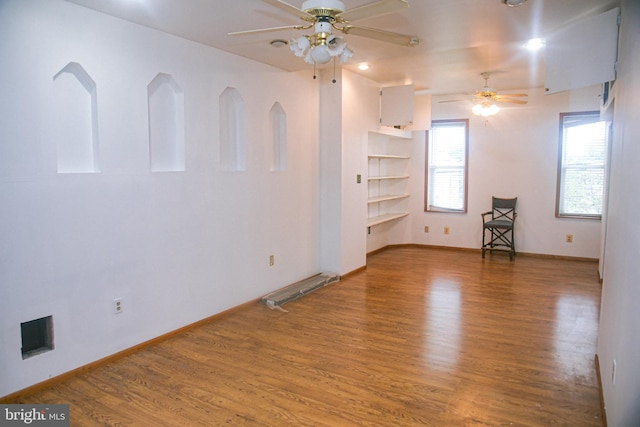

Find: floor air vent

[262,272,339,307]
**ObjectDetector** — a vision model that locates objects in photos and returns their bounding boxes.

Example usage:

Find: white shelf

[367,213,409,227]
[368,175,409,181]
[368,154,410,160]
[368,194,410,204]
[374,126,413,139]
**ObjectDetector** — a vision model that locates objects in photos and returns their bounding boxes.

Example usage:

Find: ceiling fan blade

[438,99,466,103]
[338,0,409,23]
[496,93,528,97]
[496,98,528,104]
[261,0,315,20]
[228,25,306,36]
[338,0,409,22]
[340,25,419,46]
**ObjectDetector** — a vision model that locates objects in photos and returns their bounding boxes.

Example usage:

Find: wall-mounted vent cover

[21,316,54,359]
[261,272,339,307]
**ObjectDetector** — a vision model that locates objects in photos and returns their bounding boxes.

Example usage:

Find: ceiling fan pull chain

[332,57,337,83]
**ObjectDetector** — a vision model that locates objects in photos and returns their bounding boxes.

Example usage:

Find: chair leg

[481,228,486,258]
[512,230,516,256]
[510,229,515,260]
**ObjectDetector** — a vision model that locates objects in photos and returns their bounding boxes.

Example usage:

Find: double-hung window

[425,119,469,212]
[556,111,607,218]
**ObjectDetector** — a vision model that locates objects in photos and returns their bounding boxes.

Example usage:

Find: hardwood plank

[14,247,603,426]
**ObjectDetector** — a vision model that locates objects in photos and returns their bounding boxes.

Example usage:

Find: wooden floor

[16,247,604,426]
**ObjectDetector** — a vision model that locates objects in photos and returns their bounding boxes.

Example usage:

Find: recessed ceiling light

[524,38,545,50]
[358,63,369,71]
[270,39,288,48]
[501,0,528,6]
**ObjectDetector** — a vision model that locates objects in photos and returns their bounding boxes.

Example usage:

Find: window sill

[556,214,602,220]
[426,207,467,214]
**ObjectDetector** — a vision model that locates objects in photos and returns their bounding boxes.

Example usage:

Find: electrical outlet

[424,226,429,233]
[444,226,450,235]
[269,255,274,266]
[566,234,573,243]
[357,174,362,184]
[113,298,123,314]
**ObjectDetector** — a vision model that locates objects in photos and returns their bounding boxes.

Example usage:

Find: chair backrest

[491,197,517,221]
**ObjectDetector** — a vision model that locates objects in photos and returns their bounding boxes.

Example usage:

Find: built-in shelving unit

[367,131,412,229]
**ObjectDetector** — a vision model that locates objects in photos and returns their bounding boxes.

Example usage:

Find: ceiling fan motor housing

[302,0,346,19]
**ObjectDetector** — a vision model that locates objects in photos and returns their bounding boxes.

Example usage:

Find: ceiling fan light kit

[472,102,500,117]
[290,19,353,65]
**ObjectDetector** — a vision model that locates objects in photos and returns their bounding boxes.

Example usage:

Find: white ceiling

[64,0,618,95]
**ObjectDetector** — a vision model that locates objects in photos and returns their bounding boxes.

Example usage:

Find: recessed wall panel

[148,73,185,172]
[53,62,99,173]
[270,102,287,172]
[219,87,246,171]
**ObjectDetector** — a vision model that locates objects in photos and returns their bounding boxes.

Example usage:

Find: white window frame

[425,119,469,213]
[556,111,606,219]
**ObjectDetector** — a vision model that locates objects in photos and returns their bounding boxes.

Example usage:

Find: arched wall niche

[53,62,100,173]
[148,73,185,172]
[270,102,287,172]
[219,87,246,171]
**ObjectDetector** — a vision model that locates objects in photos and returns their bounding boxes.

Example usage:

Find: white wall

[341,71,381,270]
[318,70,343,274]
[0,0,319,397]
[409,85,604,258]
[597,0,640,425]
[319,69,380,274]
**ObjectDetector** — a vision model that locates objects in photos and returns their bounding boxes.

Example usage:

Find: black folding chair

[481,197,517,260]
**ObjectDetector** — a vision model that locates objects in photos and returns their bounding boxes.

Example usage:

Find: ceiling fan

[473,72,528,105]
[228,0,420,67]
[441,72,528,116]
